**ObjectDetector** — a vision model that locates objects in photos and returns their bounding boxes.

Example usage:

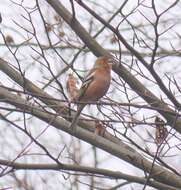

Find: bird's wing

[82,70,95,87]
[77,70,95,101]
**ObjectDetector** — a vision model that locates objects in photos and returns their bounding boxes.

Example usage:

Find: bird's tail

[69,104,85,128]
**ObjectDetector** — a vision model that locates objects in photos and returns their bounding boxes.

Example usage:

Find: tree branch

[0,159,178,190]
[0,85,181,188]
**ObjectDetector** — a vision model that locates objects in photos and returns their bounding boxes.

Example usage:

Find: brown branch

[0,86,181,188]
[0,159,178,190]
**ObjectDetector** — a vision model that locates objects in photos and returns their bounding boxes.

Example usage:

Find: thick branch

[0,86,181,188]
[0,159,178,190]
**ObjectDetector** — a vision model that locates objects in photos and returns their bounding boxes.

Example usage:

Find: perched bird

[70,55,112,129]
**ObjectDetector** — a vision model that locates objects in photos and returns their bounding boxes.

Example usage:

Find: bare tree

[0,0,181,189]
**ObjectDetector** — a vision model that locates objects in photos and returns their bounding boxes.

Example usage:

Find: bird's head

[94,55,113,71]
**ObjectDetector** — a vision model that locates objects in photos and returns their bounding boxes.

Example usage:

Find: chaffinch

[70,55,112,128]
